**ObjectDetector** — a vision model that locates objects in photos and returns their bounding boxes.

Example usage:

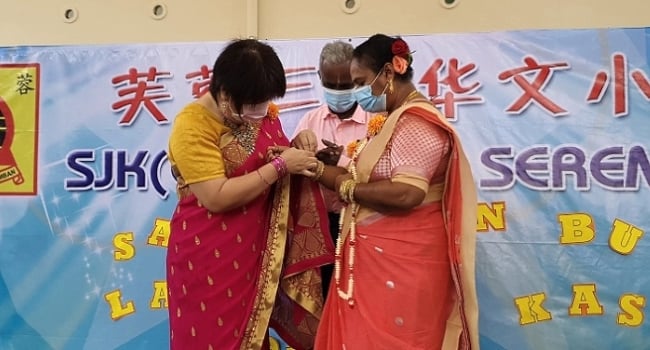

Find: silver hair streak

[320,40,354,67]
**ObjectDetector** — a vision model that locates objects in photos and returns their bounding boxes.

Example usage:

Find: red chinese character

[185,65,212,99]
[586,53,650,117]
[498,56,570,116]
[419,58,483,121]
[111,67,172,125]
[278,66,320,112]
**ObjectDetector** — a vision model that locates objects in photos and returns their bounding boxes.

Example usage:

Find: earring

[220,102,230,117]
[388,79,394,94]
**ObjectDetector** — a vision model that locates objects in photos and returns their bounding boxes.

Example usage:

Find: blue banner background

[1,28,649,349]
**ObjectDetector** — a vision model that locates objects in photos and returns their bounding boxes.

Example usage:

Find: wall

[0,0,649,46]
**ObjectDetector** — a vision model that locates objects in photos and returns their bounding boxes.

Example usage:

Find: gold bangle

[311,161,325,181]
[338,179,356,204]
[257,169,271,186]
[346,181,357,203]
[338,179,349,202]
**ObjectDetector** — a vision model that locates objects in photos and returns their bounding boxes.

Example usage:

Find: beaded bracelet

[271,156,288,178]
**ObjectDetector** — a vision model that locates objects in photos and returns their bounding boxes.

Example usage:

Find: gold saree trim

[271,176,332,349]
[391,172,430,193]
[281,265,322,317]
[240,176,291,350]
[408,102,479,350]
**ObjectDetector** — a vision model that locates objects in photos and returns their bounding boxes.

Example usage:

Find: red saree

[167,117,334,350]
[315,101,479,350]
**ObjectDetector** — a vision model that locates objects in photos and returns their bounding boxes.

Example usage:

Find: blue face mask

[323,87,356,113]
[352,70,387,113]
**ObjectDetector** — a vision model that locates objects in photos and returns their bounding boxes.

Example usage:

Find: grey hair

[319,40,354,67]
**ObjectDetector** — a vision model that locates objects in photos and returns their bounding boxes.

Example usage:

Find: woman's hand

[291,130,318,152]
[279,147,318,177]
[267,145,288,161]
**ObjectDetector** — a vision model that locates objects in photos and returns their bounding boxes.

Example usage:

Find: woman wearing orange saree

[310,34,479,349]
[166,39,334,350]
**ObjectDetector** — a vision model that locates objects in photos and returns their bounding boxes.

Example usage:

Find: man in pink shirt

[292,40,372,298]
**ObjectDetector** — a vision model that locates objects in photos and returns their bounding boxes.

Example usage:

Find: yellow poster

[0,64,39,195]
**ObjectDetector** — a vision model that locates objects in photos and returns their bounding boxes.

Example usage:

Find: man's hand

[316,139,343,166]
[291,130,318,153]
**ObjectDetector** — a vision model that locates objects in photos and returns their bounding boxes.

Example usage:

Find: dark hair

[209,39,286,113]
[352,34,414,82]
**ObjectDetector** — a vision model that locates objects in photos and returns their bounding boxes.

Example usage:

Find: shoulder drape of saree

[270,175,334,350]
[340,101,480,350]
[238,128,292,350]
[240,157,334,349]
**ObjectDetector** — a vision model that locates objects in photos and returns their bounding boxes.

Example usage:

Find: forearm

[224,163,279,209]
[351,179,425,213]
[197,163,279,213]
[317,165,348,191]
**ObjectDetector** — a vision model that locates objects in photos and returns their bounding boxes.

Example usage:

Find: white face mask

[240,101,270,120]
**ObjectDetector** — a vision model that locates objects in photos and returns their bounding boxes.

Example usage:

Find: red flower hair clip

[391,38,410,57]
[391,38,413,75]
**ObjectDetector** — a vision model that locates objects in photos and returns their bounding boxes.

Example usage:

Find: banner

[0,28,649,350]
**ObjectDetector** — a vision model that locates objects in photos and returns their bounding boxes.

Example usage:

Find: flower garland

[346,114,386,158]
[336,89,420,306]
[336,112,386,307]
[335,137,366,307]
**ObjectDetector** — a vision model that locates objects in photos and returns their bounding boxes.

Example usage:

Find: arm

[335,175,425,213]
[189,162,279,213]
[170,111,317,213]
[170,113,271,213]
[315,164,348,191]
[191,148,317,213]
[337,113,450,213]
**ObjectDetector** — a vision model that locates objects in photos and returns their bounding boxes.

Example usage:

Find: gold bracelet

[338,179,356,203]
[257,169,271,186]
[338,179,350,202]
[346,181,357,203]
[311,161,325,181]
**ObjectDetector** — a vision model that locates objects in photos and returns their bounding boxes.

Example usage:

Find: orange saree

[315,101,479,350]
[166,113,334,350]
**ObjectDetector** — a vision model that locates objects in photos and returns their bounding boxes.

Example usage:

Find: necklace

[399,89,420,109]
[223,117,260,155]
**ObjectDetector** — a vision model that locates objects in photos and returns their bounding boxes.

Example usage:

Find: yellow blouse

[168,103,229,185]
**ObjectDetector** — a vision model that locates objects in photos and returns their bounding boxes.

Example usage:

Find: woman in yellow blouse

[166,39,334,350]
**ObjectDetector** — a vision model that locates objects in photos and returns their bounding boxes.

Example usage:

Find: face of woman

[216,89,270,123]
[350,58,386,95]
[350,58,395,113]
